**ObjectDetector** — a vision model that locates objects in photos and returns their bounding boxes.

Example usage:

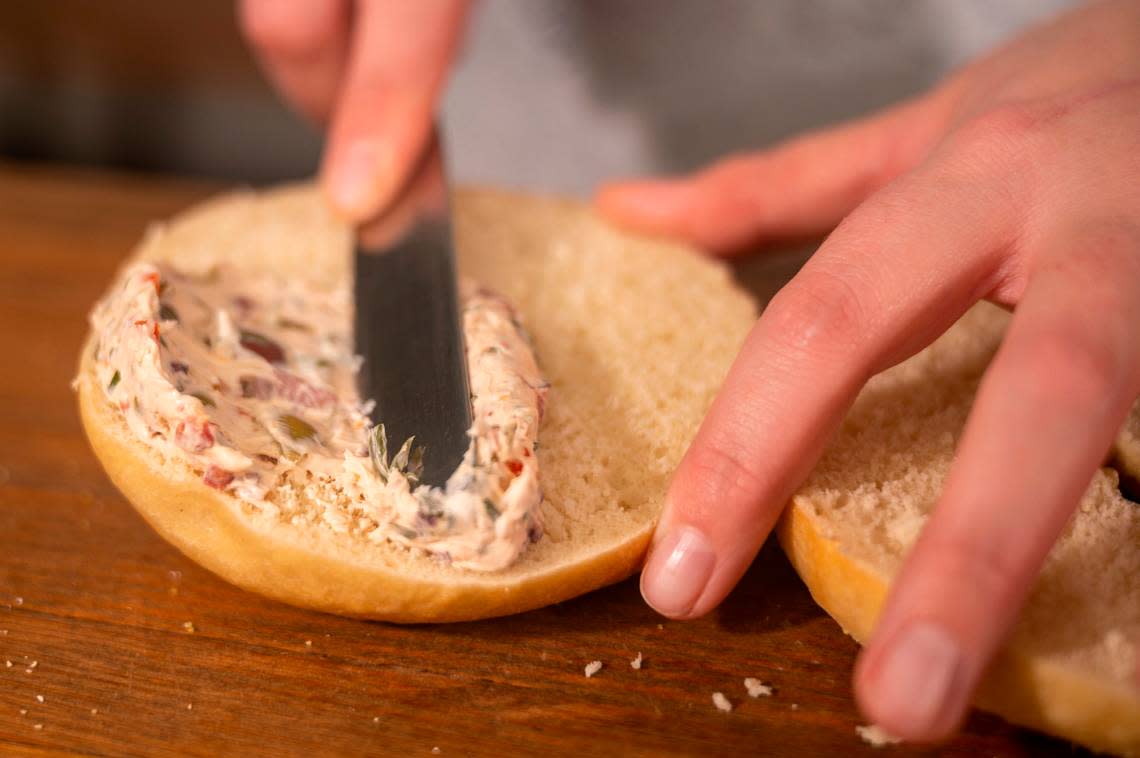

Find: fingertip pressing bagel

[777,303,1140,756]
[77,183,757,623]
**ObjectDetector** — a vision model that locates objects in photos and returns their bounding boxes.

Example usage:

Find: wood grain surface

[0,164,1091,757]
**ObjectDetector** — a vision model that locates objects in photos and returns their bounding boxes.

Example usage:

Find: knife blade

[353,133,472,486]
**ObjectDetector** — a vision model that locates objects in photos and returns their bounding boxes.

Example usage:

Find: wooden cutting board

[0,163,1088,757]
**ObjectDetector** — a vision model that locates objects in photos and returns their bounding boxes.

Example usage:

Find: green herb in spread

[368,424,424,485]
[390,436,413,472]
[159,304,179,322]
[369,424,389,483]
[484,498,501,520]
[278,414,317,441]
[392,524,418,540]
[190,391,216,408]
[276,317,310,332]
[406,445,425,486]
[107,370,121,391]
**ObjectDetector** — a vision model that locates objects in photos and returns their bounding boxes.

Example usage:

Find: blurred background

[0,0,1071,194]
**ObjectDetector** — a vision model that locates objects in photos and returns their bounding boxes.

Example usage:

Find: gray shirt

[443,0,1072,195]
[0,1,1073,186]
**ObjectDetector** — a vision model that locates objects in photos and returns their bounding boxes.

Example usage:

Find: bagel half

[778,303,1140,756]
[77,183,756,623]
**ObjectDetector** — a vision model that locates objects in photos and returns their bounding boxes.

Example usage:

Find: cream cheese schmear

[88,261,549,571]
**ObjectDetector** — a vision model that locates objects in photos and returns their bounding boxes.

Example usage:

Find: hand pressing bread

[780,303,1139,756]
[601,0,1140,743]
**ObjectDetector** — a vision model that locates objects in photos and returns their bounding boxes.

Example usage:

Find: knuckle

[239,0,341,59]
[942,103,1048,175]
[764,268,869,360]
[953,103,1042,151]
[678,441,766,525]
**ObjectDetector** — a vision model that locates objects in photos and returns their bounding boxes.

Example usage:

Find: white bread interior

[77,183,757,623]
[778,303,1140,756]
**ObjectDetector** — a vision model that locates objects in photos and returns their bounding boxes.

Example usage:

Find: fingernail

[640,525,716,617]
[871,622,962,733]
[328,140,389,220]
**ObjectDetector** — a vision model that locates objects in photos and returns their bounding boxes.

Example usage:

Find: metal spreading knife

[353,132,472,486]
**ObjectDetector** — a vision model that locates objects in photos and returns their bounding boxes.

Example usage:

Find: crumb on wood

[744,678,771,698]
[186,703,193,710]
[90,708,98,715]
[33,723,42,731]
[584,660,603,678]
[432,748,441,755]
[182,621,196,633]
[0,629,7,635]
[657,623,664,630]
[791,703,799,710]
[19,709,27,715]
[35,695,43,704]
[304,640,313,647]
[14,597,23,606]
[4,660,11,668]
[712,692,732,713]
[856,724,901,748]
[372,716,380,724]
[630,652,643,670]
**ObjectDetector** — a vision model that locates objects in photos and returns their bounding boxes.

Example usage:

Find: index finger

[640,166,1016,619]
[322,0,470,222]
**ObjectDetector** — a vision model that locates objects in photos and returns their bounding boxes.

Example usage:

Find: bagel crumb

[14,597,23,606]
[91,709,98,715]
[33,724,42,731]
[744,678,771,697]
[630,652,642,670]
[584,660,602,678]
[4,661,11,668]
[19,709,26,715]
[712,692,732,712]
[856,724,901,747]
[35,695,43,704]
[304,640,312,647]
[372,717,380,724]
[182,621,196,633]
[186,703,193,710]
